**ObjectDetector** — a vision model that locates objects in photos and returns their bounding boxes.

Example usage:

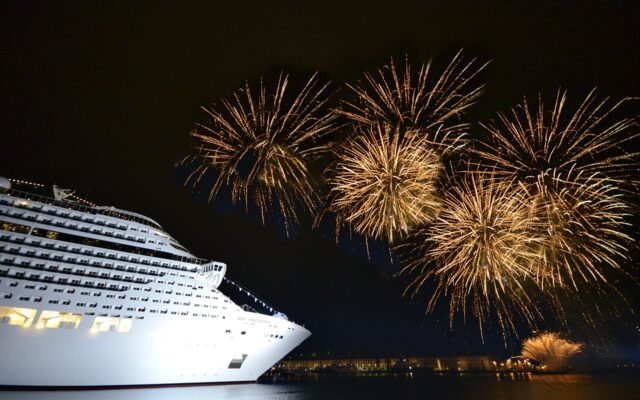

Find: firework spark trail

[337,50,488,143]
[186,72,340,235]
[327,124,442,243]
[474,89,640,187]
[400,172,546,336]
[335,50,488,164]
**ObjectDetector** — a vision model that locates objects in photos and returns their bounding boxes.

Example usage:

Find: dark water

[1,372,638,400]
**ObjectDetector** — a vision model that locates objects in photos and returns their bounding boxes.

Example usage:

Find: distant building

[276,355,498,373]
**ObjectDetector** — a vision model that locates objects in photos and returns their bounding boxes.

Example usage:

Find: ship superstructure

[0,177,310,387]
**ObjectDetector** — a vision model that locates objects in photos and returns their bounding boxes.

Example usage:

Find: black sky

[1,1,639,358]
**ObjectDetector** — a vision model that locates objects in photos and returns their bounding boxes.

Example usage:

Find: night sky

[1,1,639,358]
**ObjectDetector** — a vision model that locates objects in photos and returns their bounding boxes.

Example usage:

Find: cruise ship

[0,177,310,388]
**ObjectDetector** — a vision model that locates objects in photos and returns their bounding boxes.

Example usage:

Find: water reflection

[0,372,637,400]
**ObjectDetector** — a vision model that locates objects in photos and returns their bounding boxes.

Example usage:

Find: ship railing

[241,304,258,313]
[3,189,212,266]
[2,188,162,230]
[223,276,285,318]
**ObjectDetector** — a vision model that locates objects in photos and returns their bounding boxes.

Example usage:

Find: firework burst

[186,72,340,235]
[400,172,545,335]
[326,124,443,244]
[473,89,638,289]
[530,170,632,289]
[474,89,639,188]
[336,50,488,149]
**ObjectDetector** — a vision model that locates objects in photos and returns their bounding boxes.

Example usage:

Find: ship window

[228,354,248,369]
[0,306,37,327]
[36,311,81,329]
[90,316,132,333]
[0,221,31,234]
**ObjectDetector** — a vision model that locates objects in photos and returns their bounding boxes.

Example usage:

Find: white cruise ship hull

[1,312,310,387]
[0,178,311,387]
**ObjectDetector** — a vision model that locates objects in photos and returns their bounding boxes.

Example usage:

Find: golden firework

[473,90,637,289]
[521,332,583,371]
[530,170,632,289]
[400,172,545,335]
[327,124,443,244]
[474,89,639,187]
[186,72,340,235]
[337,50,488,151]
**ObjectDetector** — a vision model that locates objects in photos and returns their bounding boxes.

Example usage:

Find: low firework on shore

[521,332,583,371]
[185,72,340,235]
